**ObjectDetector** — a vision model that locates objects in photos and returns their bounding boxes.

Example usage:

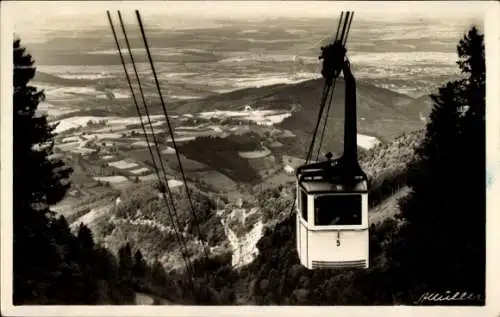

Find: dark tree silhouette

[118,244,134,282]
[132,249,147,279]
[12,38,145,305]
[390,26,486,302]
[12,37,73,304]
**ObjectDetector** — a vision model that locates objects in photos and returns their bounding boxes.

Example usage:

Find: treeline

[15,213,172,304]
[112,182,226,248]
[182,133,262,152]
[361,130,425,208]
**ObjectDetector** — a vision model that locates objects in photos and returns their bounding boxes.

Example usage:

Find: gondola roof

[299,179,367,194]
[297,156,368,193]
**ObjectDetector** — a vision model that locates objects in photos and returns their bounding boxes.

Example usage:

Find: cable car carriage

[295,153,369,270]
[295,14,369,270]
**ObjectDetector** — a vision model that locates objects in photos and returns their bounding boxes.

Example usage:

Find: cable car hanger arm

[298,40,365,178]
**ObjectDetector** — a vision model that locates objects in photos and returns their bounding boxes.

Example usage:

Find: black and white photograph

[1,0,499,315]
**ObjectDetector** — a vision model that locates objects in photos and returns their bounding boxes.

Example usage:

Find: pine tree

[12,38,153,305]
[118,244,134,281]
[13,39,73,209]
[452,26,486,294]
[13,38,73,304]
[92,247,122,303]
[150,259,168,286]
[391,26,486,301]
[116,244,136,301]
[77,223,95,255]
[76,224,100,304]
[132,249,147,279]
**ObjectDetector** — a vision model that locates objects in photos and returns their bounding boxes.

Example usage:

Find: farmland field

[192,170,239,193]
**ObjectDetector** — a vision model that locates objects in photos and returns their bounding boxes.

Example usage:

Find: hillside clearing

[70,204,113,229]
[358,134,381,150]
[108,160,139,170]
[238,147,271,159]
[130,167,150,175]
[369,186,410,225]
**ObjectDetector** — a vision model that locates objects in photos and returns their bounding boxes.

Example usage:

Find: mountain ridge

[146,76,428,159]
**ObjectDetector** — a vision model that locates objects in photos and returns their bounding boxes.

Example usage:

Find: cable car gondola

[295,12,369,270]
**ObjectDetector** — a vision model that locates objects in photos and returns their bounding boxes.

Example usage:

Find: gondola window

[300,190,308,221]
[314,194,362,226]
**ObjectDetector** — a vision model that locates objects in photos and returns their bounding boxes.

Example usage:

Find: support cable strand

[115,11,197,281]
[107,10,196,291]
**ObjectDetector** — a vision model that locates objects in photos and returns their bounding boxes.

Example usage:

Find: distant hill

[169,77,428,157]
[35,70,431,153]
[406,94,434,119]
[34,71,96,86]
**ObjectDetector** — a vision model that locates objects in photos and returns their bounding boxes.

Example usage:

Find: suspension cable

[107,11,196,290]
[315,12,354,160]
[314,79,338,161]
[111,11,197,282]
[305,84,333,162]
[313,12,347,161]
[135,10,212,267]
[333,11,344,44]
[307,12,354,164]
[344,12,354,45]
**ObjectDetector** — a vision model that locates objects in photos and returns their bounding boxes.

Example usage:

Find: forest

[176,134,262,183]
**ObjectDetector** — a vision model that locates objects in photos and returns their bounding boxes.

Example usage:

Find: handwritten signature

[414,291,483,304]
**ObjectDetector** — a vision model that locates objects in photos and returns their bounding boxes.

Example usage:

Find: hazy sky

[5,1,487,27]
[2,0,486,45]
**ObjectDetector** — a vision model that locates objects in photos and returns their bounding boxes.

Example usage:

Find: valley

[47,75,427,275]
